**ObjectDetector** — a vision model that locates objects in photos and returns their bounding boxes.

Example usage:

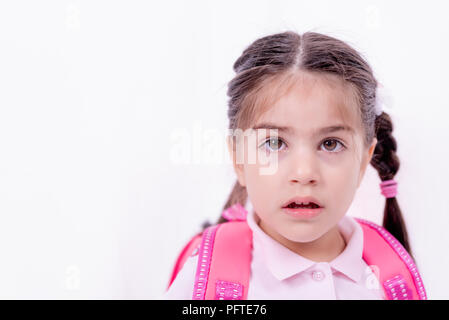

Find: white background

[0,0,448,299]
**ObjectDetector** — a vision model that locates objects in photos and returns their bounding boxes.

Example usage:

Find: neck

[258,219,347,263]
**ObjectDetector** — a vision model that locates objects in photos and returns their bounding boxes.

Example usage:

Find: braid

[371,112,414,261]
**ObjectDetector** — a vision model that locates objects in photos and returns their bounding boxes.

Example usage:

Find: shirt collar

[246,210,365,283]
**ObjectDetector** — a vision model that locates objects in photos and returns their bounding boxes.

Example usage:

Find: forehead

[252,71,361,136]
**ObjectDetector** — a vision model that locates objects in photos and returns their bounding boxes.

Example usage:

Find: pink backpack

[167,210,427,300]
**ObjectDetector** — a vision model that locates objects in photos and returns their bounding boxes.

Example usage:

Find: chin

[279,224,326,243]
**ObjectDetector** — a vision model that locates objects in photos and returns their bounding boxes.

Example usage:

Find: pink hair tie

[222,203,248,221]
[380,179,397,198]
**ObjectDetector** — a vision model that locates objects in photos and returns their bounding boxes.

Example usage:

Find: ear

[227,135,246,187]
[357,137,377,188]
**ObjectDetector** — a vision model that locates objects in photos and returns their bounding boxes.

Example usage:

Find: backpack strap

[355,218,427,300]
[167,232,202,290]
[192,221,252,300]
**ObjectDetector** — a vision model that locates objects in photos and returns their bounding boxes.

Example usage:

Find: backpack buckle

[215,280,243,300]
[383,274,413,300]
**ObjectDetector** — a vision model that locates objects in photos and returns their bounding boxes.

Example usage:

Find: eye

[261,137,286,152]
[321,138,346,153]
[260,137,346,153]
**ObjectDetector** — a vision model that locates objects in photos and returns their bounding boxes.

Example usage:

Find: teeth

[289,202,319,208]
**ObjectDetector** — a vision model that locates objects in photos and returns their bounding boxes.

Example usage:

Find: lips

[282,196,323,209]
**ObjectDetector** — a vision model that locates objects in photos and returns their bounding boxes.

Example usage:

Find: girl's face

[228,72,377,245]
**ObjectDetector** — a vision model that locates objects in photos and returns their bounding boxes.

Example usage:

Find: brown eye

[321,139,345,153]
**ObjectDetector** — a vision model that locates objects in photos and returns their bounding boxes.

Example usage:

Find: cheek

[328,165,358,185]
[244,164,280,207]
[325,165,359,207]
[245,162,278,180]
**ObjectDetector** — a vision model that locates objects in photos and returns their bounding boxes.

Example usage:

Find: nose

[288,149,319,185]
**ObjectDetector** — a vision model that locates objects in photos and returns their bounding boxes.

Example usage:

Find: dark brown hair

[202,30,413,260]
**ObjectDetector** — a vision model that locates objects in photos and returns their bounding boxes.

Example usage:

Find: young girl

[164,30,426,300]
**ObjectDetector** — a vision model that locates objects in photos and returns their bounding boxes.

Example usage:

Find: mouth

[284,202,321,209]
[281,196,324,219]
[282,196,323,209]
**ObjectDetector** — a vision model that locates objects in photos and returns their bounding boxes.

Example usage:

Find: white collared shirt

[163,211,385,300]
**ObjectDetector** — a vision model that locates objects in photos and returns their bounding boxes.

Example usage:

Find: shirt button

[312,270,325,281]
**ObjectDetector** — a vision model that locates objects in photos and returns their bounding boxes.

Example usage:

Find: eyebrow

[252,122,354,135]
